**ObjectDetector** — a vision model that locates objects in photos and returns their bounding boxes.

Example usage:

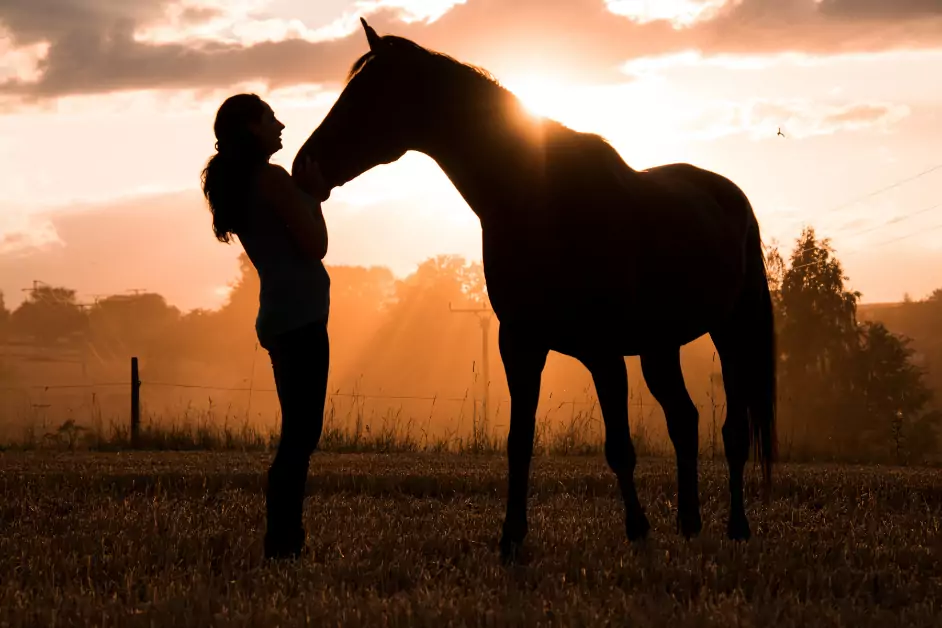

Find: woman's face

[250,102,286,156]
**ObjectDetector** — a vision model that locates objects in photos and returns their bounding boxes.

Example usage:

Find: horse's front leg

[498,324,548,563]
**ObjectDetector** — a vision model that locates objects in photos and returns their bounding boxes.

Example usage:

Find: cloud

[816,0,942,20]
[0,0,940,103]
[683,98,911,140]
[0,190,243,311]
[0,207,63,256]
[700,0,942,54]
[0,222,62,256]
[0,0,370,101]
[357,0,468,24]
[607,0,729,27]
[0,182,481,311]
[0,28,49,84]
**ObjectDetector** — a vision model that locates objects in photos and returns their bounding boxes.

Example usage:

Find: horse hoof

[626,512,651,542]
[727,516,751,541]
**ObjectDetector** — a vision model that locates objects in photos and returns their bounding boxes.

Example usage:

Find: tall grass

[2,389,676,458]
[2,389,937,467]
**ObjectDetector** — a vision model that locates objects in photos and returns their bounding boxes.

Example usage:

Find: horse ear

[360,17,382,51]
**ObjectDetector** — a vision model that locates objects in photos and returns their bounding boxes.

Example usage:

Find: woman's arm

[299,188,328,257]
[256,163,328,260]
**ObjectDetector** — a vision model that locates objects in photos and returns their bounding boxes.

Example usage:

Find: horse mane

[346,35,637,174]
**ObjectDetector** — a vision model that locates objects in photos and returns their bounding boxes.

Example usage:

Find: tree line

[1,227,940,462]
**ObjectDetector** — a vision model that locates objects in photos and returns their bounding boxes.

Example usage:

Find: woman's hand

[293,155,330,202]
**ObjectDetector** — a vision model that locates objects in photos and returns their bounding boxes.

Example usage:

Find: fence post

[130,356,140,448]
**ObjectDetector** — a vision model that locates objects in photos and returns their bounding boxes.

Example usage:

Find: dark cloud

[0,0,371,100]
[703,0,942,52]
[1,32,367,99]
[1,0,941,101]
[179,6,222,25]
[0,0,170,46]
[817,0,942,20]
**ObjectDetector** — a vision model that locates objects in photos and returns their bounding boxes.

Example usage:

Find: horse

[294,18,777,562]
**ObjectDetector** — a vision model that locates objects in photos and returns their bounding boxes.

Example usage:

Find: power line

[0,380,657,412]
[775,161,942,259]
[815,161,942,221]
[788,201,942,259]
[142,380,477,402]
[832,201,942,239]
[790,219,942,271]
[857,219,942,251]
[0,382,125,391]
[5,379,475,403]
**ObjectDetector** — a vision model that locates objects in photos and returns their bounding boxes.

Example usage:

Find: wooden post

[130,356,140,448]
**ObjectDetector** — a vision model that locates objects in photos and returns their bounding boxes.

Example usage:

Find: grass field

[2,451,941,627]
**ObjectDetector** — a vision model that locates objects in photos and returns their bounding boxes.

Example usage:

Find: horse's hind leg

[498,324,548,563]
[640,349,702,538]
[710,328,752,541]
[582,354,650,542]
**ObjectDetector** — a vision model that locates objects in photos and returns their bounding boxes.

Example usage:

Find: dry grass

[3,405,670,459]
[2,451,941,627]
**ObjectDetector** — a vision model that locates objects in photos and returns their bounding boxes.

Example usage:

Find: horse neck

[421,100,552,224]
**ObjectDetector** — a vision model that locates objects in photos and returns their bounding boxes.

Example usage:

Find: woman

[201,93,330,560]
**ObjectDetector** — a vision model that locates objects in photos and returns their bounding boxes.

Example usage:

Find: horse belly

[559,261,734,354]
[483,224,742,355]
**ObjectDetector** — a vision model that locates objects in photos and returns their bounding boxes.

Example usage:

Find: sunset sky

[2,0,942,312]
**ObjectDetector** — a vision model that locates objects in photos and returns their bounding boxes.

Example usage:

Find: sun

[495,69,685,170]
[498,72,626,136]
[500,73,574,122]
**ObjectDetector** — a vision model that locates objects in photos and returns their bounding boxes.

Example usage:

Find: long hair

[200,93,268,243]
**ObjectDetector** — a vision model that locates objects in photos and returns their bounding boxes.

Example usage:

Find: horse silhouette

[294,19,777,562]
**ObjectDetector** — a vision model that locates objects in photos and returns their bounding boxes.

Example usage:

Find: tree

[769,227,940,460]
[331,255,490,395]
[208,252,264,361]
[763,238,786,308]
[87,293,181,360]
[0,291,9,341]
[324,264,397,379]
[852,321,938,460]
[0,291,11,383]
[772,228,860,449]
[9,285,88,347]
[388,254,488,308]
[778,228,860,379]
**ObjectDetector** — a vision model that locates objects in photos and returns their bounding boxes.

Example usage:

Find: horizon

[3,1,942,312]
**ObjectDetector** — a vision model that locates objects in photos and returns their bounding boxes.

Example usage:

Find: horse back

[479,154,755,349]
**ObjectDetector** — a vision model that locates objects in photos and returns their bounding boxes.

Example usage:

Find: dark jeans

[260,318,329,556]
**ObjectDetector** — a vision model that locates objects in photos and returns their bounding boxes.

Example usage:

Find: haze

[1,0,941,311]
[2,0,942,441]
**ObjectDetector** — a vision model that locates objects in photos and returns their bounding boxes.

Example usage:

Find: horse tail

[741,212,778,490]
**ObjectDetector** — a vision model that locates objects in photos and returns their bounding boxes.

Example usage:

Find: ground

[1,452,941,627]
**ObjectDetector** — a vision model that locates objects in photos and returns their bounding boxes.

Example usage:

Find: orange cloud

[0,184,482,312]
[2,0,941,103]
[756,99,905,137]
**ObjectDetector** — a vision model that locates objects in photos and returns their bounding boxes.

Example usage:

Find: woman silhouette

[201,93,331,559]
